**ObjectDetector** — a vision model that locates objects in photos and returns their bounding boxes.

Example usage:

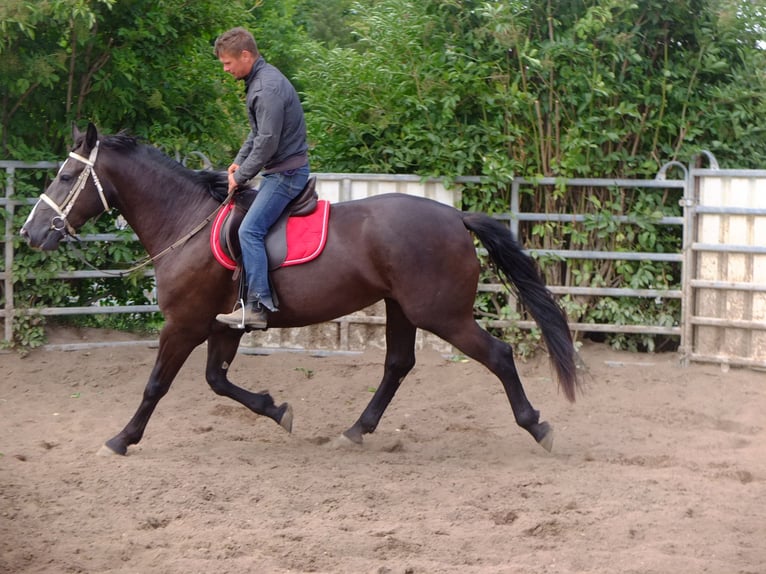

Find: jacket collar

[244,56,265,92]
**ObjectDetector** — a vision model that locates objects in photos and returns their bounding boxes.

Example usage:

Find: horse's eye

[60,174,72,182]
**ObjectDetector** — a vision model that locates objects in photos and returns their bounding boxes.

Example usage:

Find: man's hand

[227,163,240,194]
[227,172,238,194]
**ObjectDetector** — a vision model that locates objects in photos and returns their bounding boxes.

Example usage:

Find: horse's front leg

[101,325,201,456]
[205,328,293,433]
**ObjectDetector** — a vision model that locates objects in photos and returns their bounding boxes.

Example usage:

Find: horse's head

[20,122,112,251]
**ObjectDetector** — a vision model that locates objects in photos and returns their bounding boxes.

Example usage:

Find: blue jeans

[239,164,309,311]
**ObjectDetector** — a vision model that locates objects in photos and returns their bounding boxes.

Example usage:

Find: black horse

[20,123,579,455]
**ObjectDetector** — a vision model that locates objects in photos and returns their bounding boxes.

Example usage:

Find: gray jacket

[233,57,309,185]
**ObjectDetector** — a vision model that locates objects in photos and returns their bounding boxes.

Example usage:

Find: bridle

[28,139,231,276]
[34,141,111,237]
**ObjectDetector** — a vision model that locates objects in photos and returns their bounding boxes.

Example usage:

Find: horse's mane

[101,132,229,203]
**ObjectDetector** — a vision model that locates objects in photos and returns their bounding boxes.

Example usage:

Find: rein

[67,198,230,277]
[37,139,231,277]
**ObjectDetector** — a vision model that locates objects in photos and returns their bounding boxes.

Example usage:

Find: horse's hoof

[278,403,293,433]
[96,444,122,457]
[342,427,364,445]
[537,424,554,452]
[330,433,363,450]
[102,437,128,456]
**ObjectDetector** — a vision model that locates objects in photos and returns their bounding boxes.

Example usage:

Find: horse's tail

[461,212,579,402]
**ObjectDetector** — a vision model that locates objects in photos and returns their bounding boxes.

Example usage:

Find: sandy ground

[1,328,764,574]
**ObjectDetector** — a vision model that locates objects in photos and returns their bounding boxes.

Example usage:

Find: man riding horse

[214,27,310,329]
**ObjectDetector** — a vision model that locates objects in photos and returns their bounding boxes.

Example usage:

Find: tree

[3,0,765,351]
[300,0,766,181]
[296,0,766,351]
[1,0,263,345]
[1,0,258,163]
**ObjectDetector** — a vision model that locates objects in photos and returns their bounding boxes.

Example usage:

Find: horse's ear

[72,122,82,142]
[85,122,98,149]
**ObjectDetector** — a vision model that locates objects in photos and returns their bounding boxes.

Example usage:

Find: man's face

[219,50,254,80]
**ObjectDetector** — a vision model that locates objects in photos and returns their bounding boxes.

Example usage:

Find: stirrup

[216,298,248,329]
[216,299,269,330]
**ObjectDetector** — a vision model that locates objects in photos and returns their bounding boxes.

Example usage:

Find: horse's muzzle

[19,225,64,251]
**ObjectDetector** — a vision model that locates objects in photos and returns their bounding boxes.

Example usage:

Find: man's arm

[233,90,285,185]
[234,130,254,167]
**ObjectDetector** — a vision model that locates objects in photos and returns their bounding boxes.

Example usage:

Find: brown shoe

[216,306,268,329]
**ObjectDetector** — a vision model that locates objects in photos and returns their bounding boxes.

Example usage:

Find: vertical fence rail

[2,161,59,341]
[677,156,710,366]
[3,164,15,342]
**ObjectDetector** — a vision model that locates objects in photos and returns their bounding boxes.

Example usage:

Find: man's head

[215,27,259,80]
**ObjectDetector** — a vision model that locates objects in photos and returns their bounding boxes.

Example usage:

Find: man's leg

[216,166,309,328]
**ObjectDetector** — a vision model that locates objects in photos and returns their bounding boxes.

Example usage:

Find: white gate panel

[691,173,766,367]
[314,173,460,206]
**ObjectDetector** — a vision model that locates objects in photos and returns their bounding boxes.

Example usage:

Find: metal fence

[2,158,765,367]
[491,174,686,338]
[0,166,458,352]
[0,160,158,343]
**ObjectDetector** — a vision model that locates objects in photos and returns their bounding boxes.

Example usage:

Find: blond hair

[214,27,259,58]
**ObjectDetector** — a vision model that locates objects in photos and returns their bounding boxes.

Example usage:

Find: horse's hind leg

[342,299,416,444]
[436,320,553,450]
[204,329,292,432]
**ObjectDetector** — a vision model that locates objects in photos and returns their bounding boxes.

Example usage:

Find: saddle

[211,176,329,271]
